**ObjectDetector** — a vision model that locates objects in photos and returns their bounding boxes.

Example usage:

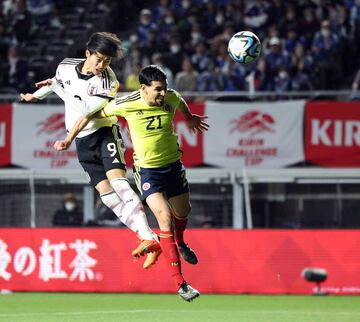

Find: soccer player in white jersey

[20,32,161,268]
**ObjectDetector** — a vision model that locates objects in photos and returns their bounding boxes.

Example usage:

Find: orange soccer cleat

[132,239,161,258]
[143,249,162,269]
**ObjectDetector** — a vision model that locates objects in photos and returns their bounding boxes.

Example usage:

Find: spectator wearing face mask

[52,193,83,227]
[137,8,158,46]
[311,19,341,89]
[163,36,186,75]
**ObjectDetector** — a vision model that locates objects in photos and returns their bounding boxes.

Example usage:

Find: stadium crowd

[1,0,360,94]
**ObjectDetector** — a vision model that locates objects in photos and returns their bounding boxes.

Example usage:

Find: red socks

[159,230,184,287]
[173,213,188,246]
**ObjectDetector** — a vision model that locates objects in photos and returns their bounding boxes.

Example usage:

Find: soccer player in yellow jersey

[56,65,209,301]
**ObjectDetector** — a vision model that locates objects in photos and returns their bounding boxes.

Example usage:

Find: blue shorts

[133,160,189,201]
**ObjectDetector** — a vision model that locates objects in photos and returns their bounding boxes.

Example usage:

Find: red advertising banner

[0,229,359,294]
[0,104,12,166]
[305,101,360,167]
[118,102,205,168]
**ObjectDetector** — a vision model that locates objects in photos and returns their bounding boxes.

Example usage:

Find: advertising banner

[0,104,12,166]
[0,229,359,294]
[10,102,205,169]
[305,101,360,167]
[204,101,305,168]
[11,104,81,169]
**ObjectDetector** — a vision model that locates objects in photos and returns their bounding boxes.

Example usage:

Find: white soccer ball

[228,31,261,64]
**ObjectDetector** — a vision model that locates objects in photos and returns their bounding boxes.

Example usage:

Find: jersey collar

[75,61,94,80]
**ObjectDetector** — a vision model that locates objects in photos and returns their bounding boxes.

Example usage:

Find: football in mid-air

[228,31,261,64]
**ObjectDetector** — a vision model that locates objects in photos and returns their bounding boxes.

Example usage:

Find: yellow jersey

[102,89,183,168]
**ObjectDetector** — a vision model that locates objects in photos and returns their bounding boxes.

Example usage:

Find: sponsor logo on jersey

[142,182,151,191]
[229,110,275,137]
[112,158,120,163]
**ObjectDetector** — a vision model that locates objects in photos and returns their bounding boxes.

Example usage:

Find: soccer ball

[228,31,261,64]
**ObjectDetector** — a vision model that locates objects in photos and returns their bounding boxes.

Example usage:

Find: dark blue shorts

[133,160,189,201]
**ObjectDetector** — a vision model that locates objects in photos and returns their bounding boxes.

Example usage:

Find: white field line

[0,309,359,319]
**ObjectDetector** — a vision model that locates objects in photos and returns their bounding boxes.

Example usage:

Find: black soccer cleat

[178,243,198,264]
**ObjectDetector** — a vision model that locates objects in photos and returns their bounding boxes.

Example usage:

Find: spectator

[125,62,141,91]
[152,52,174,88]
[175,56,198,91]
[311,20,341,89]
[291,59,314,91]
[265,36,293,82]
[8,0,33,43]
[0,46,30,92]
[52,193,83,227]
[136,8,157,46]
[191,40,211,73]
[273,65,292,93]
[27,0,62,28]
[243,0,269,34]
[163,36,186,75]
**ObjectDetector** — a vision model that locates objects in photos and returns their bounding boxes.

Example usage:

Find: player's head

[139,65,168,106]
[84,32,123,75]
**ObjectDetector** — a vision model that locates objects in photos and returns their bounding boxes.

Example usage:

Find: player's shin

[172,211,188,245]
[100,191,136,229]
[159,231,185,287]
[110,178,158,242]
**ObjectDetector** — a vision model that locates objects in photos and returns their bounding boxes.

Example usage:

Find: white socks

[110,178,158,242]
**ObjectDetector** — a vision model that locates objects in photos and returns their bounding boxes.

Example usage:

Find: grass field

[0,293,359,322]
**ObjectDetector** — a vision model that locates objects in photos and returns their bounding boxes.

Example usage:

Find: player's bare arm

[178,97,209,132]
[53,114,94,151]
[20,78,54,102]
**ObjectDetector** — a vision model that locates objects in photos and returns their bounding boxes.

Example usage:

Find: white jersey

[35,58,119,138]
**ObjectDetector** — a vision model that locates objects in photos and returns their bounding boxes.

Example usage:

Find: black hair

[138,65,167,86]
[86,32,123,58]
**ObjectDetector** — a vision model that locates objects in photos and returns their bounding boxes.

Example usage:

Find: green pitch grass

[0,293,359,322]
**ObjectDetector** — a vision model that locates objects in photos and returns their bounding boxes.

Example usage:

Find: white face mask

[140,17,151,25]
[321,28,330,37]
[170,44,180,54]
[129,34,138,43]
[215,13,224,25]
[191,32,201,41]
[165,16,174,24]
[279,71,288,79]
[65,202,76,212]
[182,0,190,9]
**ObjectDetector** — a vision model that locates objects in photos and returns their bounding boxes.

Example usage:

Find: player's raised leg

[146,192,199,301]
[170,193,198,265]
[96,177,160,267]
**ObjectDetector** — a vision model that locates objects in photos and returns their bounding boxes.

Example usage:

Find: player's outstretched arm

[178,97,209,132]
[19,93,38,102]
[20,78,55,102]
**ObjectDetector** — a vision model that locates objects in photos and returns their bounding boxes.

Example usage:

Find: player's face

[142,80,167,106]
[85,50,112,75]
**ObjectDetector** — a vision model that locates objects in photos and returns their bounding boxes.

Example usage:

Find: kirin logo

[229,110,275,136]
[36,113,65,136]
